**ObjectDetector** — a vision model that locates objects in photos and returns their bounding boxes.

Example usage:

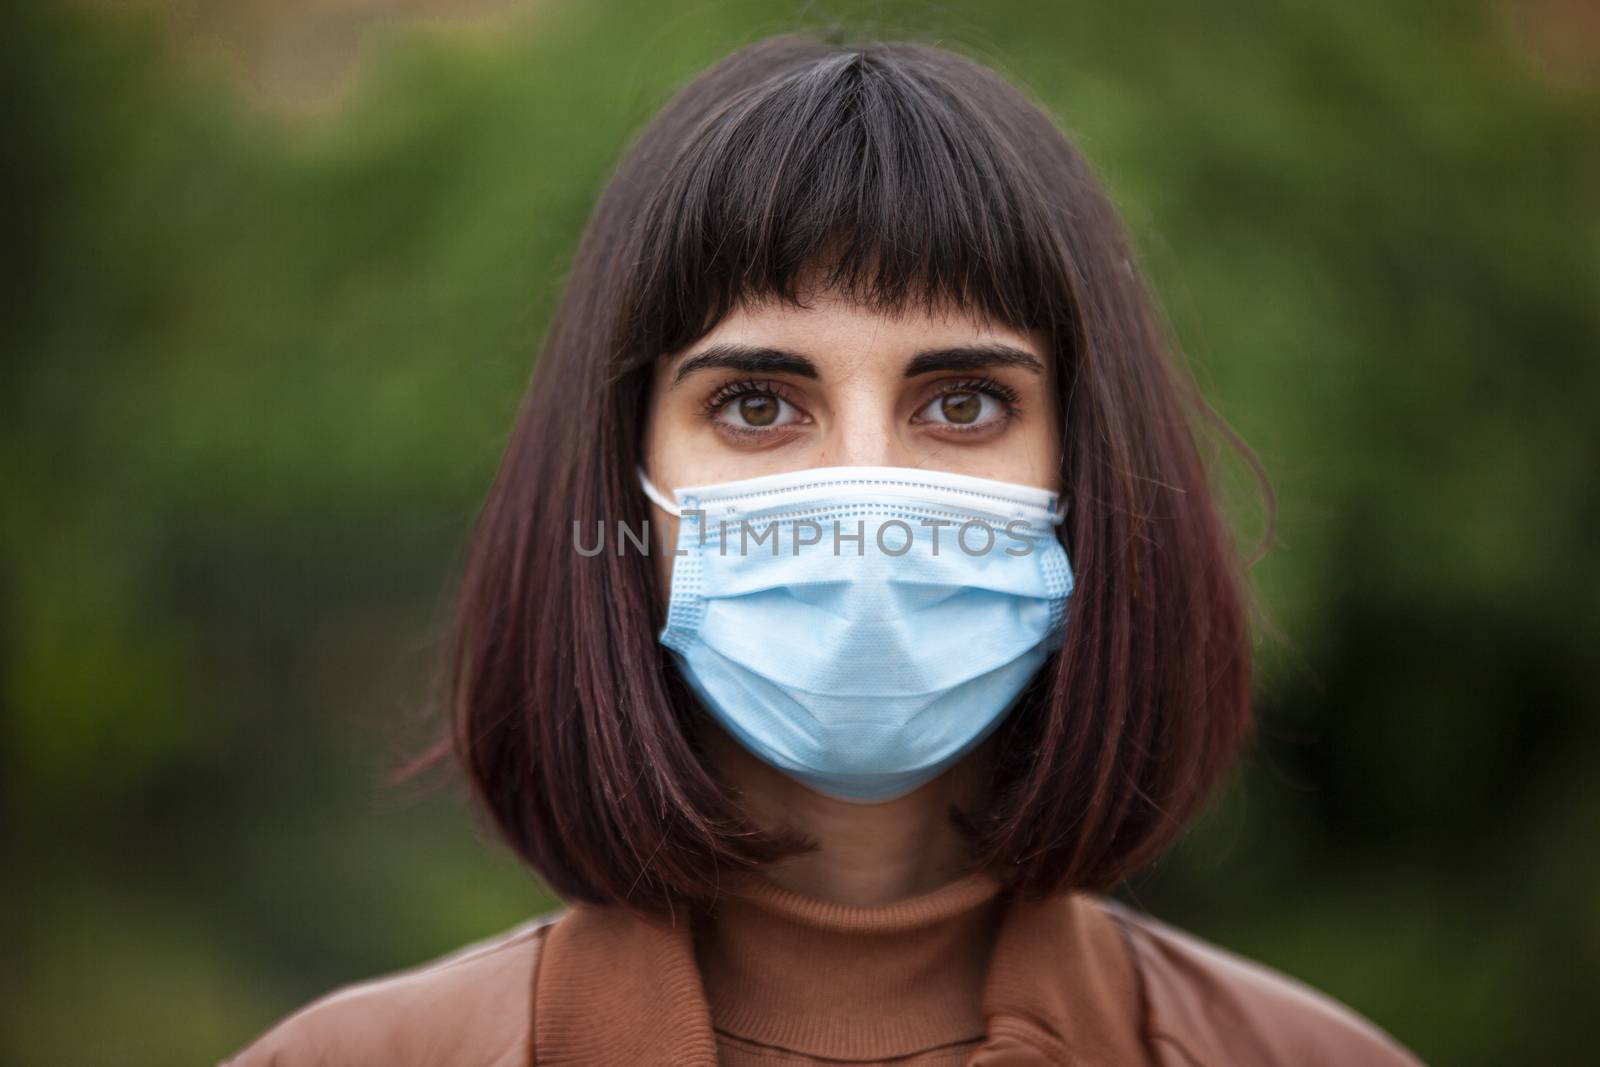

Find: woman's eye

[918,389,1003,427]
[714,391,800,430]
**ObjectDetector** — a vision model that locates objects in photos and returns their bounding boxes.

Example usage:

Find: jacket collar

[530,875,1146,1066]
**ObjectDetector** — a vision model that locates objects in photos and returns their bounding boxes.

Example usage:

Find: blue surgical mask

[640,465,1073,804]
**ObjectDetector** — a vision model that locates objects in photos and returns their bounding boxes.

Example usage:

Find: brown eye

[710,386,801,432]
[739,394,779,426]
[940,391,981,424]
[916,386,1005,430]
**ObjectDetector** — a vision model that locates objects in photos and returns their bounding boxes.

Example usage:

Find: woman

[224,33,1423,1067]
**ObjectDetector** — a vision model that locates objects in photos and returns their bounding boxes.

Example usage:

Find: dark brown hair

[426,32,1260,917]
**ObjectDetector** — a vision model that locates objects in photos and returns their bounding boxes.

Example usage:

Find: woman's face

[642,281,1061,600]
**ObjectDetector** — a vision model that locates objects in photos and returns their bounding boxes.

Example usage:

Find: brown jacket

[222,881,1423,1066]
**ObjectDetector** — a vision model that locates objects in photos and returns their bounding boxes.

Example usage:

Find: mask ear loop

[637,465,681,517]
[1044,486,1068,525]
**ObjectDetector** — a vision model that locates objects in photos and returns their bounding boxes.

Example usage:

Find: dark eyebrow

[671,344,818,385]
[668,341,1043,386]
[902,344,1043,377]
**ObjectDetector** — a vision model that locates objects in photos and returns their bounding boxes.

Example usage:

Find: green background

[5,1,1596,1063]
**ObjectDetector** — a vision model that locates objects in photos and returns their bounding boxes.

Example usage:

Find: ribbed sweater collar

[530,871,1147,1066]
[695,869,1004,1059]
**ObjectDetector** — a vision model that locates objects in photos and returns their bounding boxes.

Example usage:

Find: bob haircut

[429,32,1258,917]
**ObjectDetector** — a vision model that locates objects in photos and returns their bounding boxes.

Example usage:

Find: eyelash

[700,375,1022,433]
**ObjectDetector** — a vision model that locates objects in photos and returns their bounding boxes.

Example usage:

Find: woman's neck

[701,715,994,906]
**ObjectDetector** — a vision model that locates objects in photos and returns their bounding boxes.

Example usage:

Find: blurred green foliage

[3,1,1596,1064]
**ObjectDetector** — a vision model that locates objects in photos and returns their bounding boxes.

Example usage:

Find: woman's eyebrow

[669,341,1043,386]
[902,344,1042,377]
[671,344,818,385]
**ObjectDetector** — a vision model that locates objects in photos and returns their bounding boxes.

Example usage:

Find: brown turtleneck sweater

[694,871,1006,1065]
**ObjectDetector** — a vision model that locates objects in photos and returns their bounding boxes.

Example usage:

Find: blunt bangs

[616,45,1067,367]
[421,32,1261,918]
